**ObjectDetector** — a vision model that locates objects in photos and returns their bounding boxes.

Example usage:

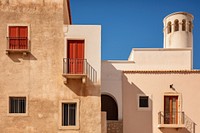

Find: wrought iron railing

[7,37,29,50]
[63,58,97,83]
[158,111,185,125]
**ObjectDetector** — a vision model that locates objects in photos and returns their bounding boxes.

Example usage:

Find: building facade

[0,0,101,132]
[102,12,200,133]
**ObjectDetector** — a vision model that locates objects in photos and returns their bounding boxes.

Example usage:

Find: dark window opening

[167,22,172,34]
[174,20,179,32]
[189,21,192,32]
[62,103,76,126]
[9,97,26,113]
[182,19,186,31]
[139,96,149,108]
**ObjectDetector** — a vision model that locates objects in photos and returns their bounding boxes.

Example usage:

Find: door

[164,96,178,124]
[67,40,84,74]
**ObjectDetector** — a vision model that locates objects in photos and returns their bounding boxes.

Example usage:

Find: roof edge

[67,0,72,24]
[123,70,200,74]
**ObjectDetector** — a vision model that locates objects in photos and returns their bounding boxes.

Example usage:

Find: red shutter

[9,26,28,49]
[9,26,18,49]
[19,26,28,49]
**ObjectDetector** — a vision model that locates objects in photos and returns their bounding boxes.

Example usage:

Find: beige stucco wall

[0,2,101,133]
[123,72,200,133]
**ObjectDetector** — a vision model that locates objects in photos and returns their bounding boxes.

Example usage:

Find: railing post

[182,112,185,124]
[158,112,161,124]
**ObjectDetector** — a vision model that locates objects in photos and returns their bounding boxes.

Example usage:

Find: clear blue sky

[70,0,200,69]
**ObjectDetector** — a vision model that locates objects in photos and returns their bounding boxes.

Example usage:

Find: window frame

[6,24,30,54]
[7,95,28,116]
[137,94,151,111]
[59,99,80,130]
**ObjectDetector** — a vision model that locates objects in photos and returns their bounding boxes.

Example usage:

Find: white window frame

[6,24,31,53]
[59,99,80,130]
[137,94,152,111]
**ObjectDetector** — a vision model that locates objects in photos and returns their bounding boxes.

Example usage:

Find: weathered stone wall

[107,120,123,133]
[0,1,101,133]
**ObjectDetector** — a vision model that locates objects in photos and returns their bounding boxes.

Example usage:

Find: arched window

[167,22,172,34]
[101,94,118,120]
[182,19,186,31]
[174,19,179,31]
[189,21,192,32]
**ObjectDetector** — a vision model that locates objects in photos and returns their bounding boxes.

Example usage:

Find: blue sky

[70,0,200,69]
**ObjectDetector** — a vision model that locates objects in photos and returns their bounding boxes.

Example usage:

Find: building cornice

[123,70,200,74]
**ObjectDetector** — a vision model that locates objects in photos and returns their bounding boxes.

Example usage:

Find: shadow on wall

[122,74,153,133]
[65,79,100,97]
[7,53,37,62]
[160,115,196,133]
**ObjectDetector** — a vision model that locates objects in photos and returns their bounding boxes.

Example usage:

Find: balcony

[158,111,185,129]
[6,37,30,55]
[63,58,97,84]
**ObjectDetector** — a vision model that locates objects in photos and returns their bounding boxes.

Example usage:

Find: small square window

[137,94,151,111]
[9,97,26,113]
[139,96,149,108]
[6,24,30,54]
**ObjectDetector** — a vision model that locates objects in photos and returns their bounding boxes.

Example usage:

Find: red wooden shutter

[19,26,28,49]
[9,26,18,49]
[9,26,28,49]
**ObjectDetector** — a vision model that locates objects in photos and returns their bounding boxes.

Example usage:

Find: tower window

[167,22,172,34]
[189,21,192,32]
[182,19,186,31]
[174,19,179,32]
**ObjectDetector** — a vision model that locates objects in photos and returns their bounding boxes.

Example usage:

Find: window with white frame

[6,24,30,55]
[9,97,26,113]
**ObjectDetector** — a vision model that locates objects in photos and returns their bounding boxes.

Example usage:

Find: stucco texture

[0,1,101,133]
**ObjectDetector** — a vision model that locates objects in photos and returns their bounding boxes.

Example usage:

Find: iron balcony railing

[63,58,97,83]
[7,37,29,50]
[158,111,185,125]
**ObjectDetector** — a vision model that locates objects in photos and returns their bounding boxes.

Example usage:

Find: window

[137,94,151,110]
[189,21,192,32]
[8,26,28,50]
[62,103,76,126]
[167,22,172,34]
[174,19,179,32]
[9,97,26,113]
[139,96,149,108]
[59,99,80,129]
[182,19,186,31]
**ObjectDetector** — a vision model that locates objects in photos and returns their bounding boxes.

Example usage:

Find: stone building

[102,12,200,133]
[0,0,101,132]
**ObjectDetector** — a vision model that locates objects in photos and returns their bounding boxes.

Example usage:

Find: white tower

[163,12,194,49]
